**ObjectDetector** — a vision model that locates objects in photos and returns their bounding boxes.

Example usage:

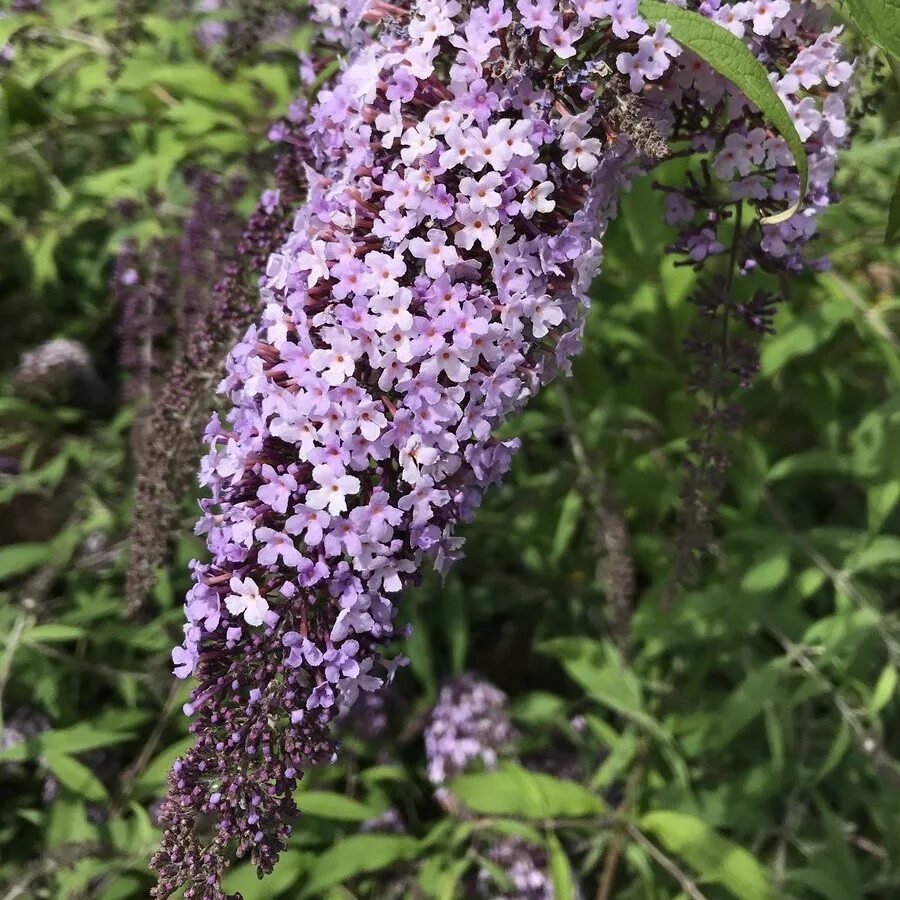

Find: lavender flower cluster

[152,1,852,896]
[477,837,556,900]
[658,6,852,271]
[422,676,554,899]
[424,675,515,784]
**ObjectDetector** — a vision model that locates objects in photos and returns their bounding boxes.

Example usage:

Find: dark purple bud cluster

[150,629,336,899]
[125,122,312,617]
[115,238,177,407]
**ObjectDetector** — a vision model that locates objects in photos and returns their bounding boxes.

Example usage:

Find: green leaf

[223,849,306,896]
[638,0,807,223]
[42,752,109,802]
[591,723,638,789]
[165,99,242,137]
[300,834,420,897]
[844,0,900,60]
[46,796,96,848]
[547,832,576,900]
[435,859,471,900]
[443,582,468,675]
[0,542,52,581]
[765,450,851,482]
[0,14,42,48]
[296,790,377,822]
[846,535,900,573]
[133,737,195,793]
[551,489,584,562]
[761,301,853,376]
[449,762,604,820]
[0,722,133,763]
[641,810,775,900]
[510,691,567,726]
[538,638,668,740]
[405,606,438,700]
[479,818,544,843]
[116,61,258,113]
[98,875,143,900]
[794,803,863,900]
[850,398,900,481]
[539,638,640,709]
[868,482,900,533]
[128,800,160,849]
[887,169,900,245]
[815,722,852,782]
[868,665,897,714]
[22,624,86,644]
[703,661,785,751]
[788,867,859,900]
[740,550,790,594]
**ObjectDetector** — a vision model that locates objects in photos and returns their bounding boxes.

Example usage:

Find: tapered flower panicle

[152,1,851,896]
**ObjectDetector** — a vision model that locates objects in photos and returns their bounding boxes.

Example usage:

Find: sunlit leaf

[0,542,52,581]
[449,763,605,819]
[547,832,576,900]
[641,810,775,900]
[300,834,420,897]
[42,752,108,802]
[296,790,378,822]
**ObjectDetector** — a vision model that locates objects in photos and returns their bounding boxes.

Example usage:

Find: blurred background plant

[0,1,898,898]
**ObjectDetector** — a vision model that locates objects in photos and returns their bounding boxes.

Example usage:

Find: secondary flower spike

[151,1,851,896]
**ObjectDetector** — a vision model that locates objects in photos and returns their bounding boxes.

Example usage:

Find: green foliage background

[0,2,898,898]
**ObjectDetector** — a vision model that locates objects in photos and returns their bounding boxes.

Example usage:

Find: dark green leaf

[703,661,785,751]
[551,490,583,562]
[887,170,900,244]
[538,638,668,740]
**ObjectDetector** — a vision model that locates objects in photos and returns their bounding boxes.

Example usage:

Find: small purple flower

[257,465,297,514]
[256,527,305,568]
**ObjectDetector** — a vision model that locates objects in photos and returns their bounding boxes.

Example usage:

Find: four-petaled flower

[409,230,461,278]
[306,464,362,515]
[224,576,269,627]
